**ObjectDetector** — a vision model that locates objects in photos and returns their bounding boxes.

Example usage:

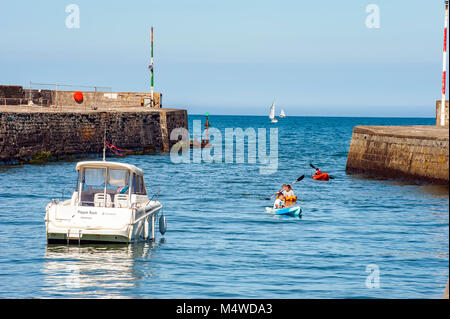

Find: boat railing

[61,185,75,202]
[149,186,160,202]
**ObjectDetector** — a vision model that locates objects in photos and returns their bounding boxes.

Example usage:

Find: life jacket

[285,190,296,201]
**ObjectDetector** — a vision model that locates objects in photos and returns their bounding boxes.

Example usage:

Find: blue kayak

[265,206,302,217]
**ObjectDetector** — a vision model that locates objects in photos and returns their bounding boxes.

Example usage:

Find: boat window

[83,168,106,191]
[131,173,147,195]
[107,169,130,193]
[79,168,106,206]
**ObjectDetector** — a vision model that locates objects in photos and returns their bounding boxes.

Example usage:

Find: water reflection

[41,239,165,298]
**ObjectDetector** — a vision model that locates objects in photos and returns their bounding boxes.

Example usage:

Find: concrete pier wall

[0,85,162,108]
[436,100,449,126]
[0,107,187,164]
[55,91,162,108]
[346,126,449,184]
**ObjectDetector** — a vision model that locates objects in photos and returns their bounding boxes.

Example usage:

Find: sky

[0,0,448,117]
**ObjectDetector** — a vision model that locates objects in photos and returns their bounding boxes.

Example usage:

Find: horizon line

[188,114,436,119]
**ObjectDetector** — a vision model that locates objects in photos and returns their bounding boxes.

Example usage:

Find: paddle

[310,163,335,179]
[265,175,304,200]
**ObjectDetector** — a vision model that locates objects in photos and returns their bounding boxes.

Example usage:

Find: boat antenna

[440,0,449,125]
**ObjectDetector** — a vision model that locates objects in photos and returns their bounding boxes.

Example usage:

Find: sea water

[0,116,447,298]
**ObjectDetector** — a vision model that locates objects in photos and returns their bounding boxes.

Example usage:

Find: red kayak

[312,173,330,181]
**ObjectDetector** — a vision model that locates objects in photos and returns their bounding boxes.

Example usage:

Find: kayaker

[312,167,331,181]
[273,193,286,209]
[284,184,297,202]
[280,184,288,196]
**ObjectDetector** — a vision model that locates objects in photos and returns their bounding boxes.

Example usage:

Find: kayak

[265,206,302,217]
[312,172,329,181]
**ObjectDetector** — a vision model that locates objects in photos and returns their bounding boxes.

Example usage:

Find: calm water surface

[0,116,448,298]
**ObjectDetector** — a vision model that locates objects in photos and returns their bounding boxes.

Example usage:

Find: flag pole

[440,1,448,126]
[150,26,154,107]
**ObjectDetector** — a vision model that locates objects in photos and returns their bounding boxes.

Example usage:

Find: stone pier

[0,85,163,108]
[436,100,449,126]
[0,106,187,165]
[346,100,449,185]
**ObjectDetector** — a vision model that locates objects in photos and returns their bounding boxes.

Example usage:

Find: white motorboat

[45,161,166,244]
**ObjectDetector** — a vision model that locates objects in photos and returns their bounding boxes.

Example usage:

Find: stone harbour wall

[346,126,449,184]
[0,108,187,164]
[436,100,449,127]
[55,91,163,109]
[0,85,162,108]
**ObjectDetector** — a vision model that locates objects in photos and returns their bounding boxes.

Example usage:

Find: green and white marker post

[204,112,210,144]
[149,26,154,107]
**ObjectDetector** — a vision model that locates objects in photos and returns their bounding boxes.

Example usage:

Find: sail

[269,102,275,119]
[280,109,285,117]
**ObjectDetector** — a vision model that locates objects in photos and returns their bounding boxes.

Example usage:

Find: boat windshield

[83,168,105,192]
[107,169,130,192]
[78,167,131,207]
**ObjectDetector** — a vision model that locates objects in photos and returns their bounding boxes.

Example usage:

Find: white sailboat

[280,109,286,118]
[269,101,278,123]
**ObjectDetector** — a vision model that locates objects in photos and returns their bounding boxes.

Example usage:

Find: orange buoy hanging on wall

[74,91,83,103]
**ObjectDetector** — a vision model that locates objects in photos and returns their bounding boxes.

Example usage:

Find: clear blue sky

[0,0,448,117]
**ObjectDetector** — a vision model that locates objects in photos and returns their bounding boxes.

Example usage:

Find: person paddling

[310,163,334,181]
[284,184,297,202]
[312,167,331,181]
[280,184,288,196]
[264,175,305,201]
[273,193,286,209]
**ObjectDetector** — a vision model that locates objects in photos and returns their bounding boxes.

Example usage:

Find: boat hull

[265,206,302,217]
[45,201,163,244]
[312,173,330,181]
[47,233,130,244]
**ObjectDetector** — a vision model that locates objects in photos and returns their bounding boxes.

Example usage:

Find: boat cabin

[75,161,147,208]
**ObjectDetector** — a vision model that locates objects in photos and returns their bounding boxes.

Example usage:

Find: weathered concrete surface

[55,90,163,109]
[0,85,162,108]
[436,100,449,127]
[346,125,449,184]
[0,106,187,164]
